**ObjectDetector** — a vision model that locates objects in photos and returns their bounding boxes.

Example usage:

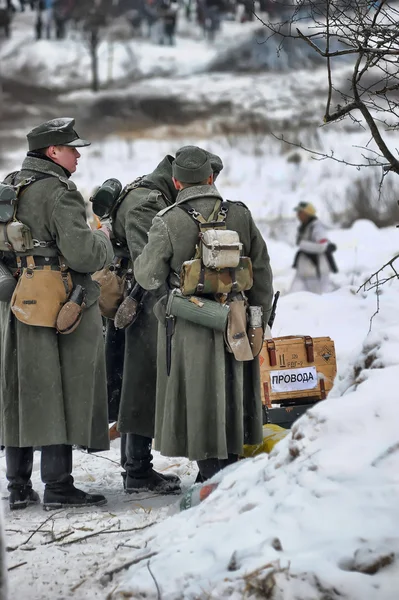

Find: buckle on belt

[32,239,53,248]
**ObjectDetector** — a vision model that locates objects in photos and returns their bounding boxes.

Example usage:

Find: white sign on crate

[270,366,318,393]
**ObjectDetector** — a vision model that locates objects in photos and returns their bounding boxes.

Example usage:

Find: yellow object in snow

[242,424,289,457]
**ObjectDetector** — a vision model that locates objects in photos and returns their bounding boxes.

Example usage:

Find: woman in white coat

[290,202,337,294]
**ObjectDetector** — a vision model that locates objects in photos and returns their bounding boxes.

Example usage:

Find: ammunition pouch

[166,290,230,332]
[11,256,72,328]
[92,258,133,319]
[0,220,34,253]
[180,256,253,296]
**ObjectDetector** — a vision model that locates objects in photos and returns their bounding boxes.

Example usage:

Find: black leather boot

[197,458,221,482]
[125,434,180,494]
[197,454,239,482]
[6,447,40,510]
[106,321,125,423]
[9,486,40,510]
[41,445,107,510]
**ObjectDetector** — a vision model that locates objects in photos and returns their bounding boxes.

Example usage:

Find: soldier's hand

[99,224,111,239]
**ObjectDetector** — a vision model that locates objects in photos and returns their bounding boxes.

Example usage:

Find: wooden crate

[259,335,337,407]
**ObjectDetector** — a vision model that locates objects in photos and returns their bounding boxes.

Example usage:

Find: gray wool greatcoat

[113,156,178,438]
[134,184,274,461]
[0,156,113,449]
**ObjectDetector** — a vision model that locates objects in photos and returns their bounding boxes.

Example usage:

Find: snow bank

[111,285,399,599]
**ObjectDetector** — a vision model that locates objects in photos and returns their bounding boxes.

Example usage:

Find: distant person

[35,0,59,39]
[158,0,178,45]
[142,0,159,39]
[240,0,253,21]
[19,0,35,10]
[290,202,338,295]
[0,0,12,38]
[203,0,224,40]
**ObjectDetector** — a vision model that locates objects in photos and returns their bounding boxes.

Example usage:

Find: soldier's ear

[172,177,183,191]
[45,145,57,159]
[208,174,214,185]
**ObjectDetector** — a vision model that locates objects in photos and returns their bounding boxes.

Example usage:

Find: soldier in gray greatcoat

[134,147,274,481]
[107,147,223,494]
[0,118,113,510]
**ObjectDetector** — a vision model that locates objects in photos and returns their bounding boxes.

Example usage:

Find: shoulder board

[226,199,249,209]
[109,176,158,219]
[58,176,77,191]
[157,201,182,217]
[2,171,18,185]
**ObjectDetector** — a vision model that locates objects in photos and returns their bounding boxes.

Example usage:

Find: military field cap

[294,201,316,217]
[176,145,223,180]
[173,147,212,184]
[27,118,91,151]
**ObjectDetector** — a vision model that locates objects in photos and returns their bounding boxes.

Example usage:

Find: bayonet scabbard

[165,314,175,376]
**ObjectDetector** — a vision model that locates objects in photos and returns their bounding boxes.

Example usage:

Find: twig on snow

[8,510,65,551]
[147,559,162,600]
[43,530,74,545]
[115,543,141,551]
[8,561,27,572]
[123,494,159,503]
[70,577,88,593]
[105,585,119,600]
[101,551,158,583]
[82,451,120,466]
[60,522,157,546]
[23,510,65,546]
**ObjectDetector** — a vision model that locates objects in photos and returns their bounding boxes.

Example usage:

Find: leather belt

[6,256,61,269]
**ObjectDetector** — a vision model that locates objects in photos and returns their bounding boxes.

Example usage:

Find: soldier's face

[297,210,309,224]
[48,146,81,173]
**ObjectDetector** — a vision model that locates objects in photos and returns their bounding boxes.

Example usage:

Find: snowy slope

[110,285,399,600]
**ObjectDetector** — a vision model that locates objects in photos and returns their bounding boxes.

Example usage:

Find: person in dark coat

[134,147,274,481]
[107,147,223,494]
[0,118,113,510]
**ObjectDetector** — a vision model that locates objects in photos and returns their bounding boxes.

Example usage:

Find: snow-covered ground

[113,295,399,599]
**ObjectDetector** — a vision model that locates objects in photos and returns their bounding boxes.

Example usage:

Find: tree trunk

[90,27,99,92]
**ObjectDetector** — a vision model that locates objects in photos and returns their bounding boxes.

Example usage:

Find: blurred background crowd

[0,0,280,45]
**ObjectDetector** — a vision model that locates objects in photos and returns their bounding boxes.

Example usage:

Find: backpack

[0,172,55,253]
[178,199,253,296]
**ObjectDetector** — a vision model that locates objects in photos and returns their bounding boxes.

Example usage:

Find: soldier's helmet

[294,201,317,217]
[27,118,91,152]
